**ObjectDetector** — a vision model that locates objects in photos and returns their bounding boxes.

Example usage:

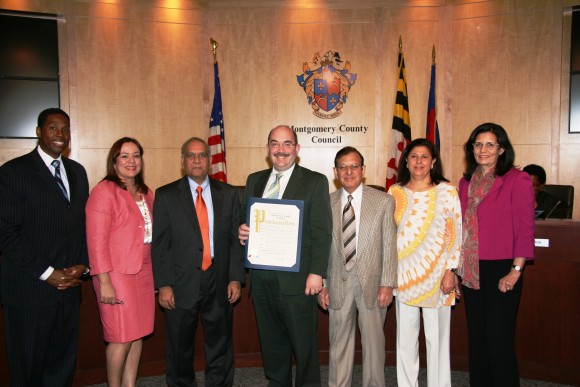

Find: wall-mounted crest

[296,51,357,119]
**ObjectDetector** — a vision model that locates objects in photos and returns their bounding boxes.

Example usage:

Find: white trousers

[328,272,387,387]
[396,301,452,387]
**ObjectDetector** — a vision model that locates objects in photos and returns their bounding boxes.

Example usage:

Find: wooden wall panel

[72,1,207,192]
[2,0,578,200]
[212,5,442,187]
[376,7,442,185]
[213,6,387,183]
[73,17,204,150]
[515,144,553,173]
[450,9,553,144]
[0,141,38,165]
[450,1,558,187]
[0,0,67,13]
[142,148,187,188]
[79,148,108,189]
[213,21,276,150]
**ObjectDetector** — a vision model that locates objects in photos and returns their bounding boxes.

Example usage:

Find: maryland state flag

[386,38,412,190]
[426,48,440,150]
[208,62,227,182]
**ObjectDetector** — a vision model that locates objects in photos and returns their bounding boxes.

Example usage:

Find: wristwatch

[512,264,524,272]
[80,267,91,280]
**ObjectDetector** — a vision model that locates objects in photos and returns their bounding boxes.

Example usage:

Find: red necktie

[196,186,212,271]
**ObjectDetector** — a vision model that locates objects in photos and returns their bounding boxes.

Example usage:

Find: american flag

[386,39,412,190]
[426,54,440,150]
[208,62,227,182]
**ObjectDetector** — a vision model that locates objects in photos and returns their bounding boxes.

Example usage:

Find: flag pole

[432,44,435,64]
[208,38,227,182]
[426,44,440,150]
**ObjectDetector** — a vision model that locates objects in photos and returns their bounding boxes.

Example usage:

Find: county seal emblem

[296,51,357,119]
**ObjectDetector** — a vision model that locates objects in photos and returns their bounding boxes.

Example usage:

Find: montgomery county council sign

[291,124,369,144]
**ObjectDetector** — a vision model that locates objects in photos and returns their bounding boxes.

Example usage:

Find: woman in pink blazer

[458,123,534,387]
[86,137,154,387]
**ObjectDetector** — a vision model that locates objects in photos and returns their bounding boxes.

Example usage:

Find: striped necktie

[343,194,356,271]
[264,173,282,199]
[51,160,69,201]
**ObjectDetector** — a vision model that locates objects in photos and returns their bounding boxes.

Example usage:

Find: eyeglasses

[268,141,296,149]
[336,164,362,172]
[184,152,209,160]
[472,142,499,150]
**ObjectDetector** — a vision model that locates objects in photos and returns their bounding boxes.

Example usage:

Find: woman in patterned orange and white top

[387,138,462,387]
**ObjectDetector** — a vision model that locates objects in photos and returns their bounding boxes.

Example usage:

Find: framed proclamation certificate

[244,197,304,272]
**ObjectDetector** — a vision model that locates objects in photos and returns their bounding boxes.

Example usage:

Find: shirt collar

[187,176,210,191]
[37,146,63,168]
[341,183,363,202]
[271,163,296,179]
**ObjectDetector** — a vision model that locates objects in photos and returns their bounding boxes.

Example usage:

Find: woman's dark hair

[103,137,148,194]
[397,138,449,185]
[463,122,515,181]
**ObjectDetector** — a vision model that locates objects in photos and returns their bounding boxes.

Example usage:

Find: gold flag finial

[210,38,218,63]
[432,45,436,64]
[399,35,403,52]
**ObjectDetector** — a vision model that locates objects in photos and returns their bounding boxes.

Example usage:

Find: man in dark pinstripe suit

[0,108,90,387]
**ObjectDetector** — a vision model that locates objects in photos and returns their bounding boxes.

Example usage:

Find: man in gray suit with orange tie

[152,137,245,387]
[317,146,397,387]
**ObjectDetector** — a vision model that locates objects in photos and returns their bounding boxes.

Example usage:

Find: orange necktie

[196,186,212,271]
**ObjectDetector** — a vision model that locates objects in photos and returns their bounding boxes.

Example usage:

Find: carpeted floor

[86,366,574,386]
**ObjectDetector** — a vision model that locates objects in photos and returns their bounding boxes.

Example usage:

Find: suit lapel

[31,150,69,203]
[118,185,141,218]
[486,173,504,198]
[282,165,302,199]
[254,171,270,197]
[331,191,345,258]
[61,158,77,203]
[178,176,202,234]
[209,178,221,239]
[357,186,375,257]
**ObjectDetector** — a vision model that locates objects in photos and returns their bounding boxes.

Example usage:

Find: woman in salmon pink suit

[86,137,154,387]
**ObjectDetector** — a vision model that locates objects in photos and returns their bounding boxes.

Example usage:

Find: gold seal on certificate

[244,198,304,272]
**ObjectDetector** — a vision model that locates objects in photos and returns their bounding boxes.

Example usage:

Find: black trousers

[164,266,234,387]
[463,259,523,387]
[3,297,80,387]
[251,270,320,387]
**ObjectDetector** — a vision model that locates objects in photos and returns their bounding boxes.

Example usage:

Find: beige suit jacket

[326,185,397,310]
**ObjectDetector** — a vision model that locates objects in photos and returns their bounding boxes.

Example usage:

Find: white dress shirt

[263,164,296,199]
[188,176,215,257]
[340,184,363,251]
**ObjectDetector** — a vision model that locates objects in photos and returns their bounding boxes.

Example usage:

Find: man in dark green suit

[239,125,332,387]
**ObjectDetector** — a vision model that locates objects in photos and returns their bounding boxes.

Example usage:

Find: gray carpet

[86,366,574,386]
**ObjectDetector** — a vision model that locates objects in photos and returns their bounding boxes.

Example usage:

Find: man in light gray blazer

[318,146,397,387]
